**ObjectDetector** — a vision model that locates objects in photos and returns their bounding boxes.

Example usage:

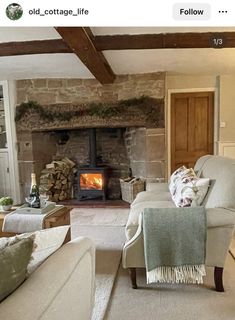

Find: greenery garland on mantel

[15,96,163,123]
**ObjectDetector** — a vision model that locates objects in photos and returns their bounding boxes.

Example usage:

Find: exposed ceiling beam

[93,32,235,50]
[0,39,72,56]
[55,27,115,84]
[1,32,235,58]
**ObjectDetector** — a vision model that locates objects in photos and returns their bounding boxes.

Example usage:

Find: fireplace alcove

[17,125,165,202]
[16,98,165,202]
[25,126,131,201]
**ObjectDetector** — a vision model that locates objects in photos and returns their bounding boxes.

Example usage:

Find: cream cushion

[1,226,70,274]
[131,191,172,207]
[146,182,169,193]
[27,225,70,273]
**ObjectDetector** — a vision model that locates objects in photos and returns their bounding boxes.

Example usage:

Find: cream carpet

[71,209,127,320]
[71,209,235,320]
[71,208,129,226]
[105,252,235,320]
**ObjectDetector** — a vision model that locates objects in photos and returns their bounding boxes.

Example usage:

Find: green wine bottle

[30,173,40,208]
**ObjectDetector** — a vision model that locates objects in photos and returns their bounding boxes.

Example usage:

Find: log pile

[39,157,76,202]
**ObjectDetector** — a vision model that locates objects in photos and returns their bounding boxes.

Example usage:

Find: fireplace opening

[77,167,108,201]
[80,173,103,190]
[38,127,130,201]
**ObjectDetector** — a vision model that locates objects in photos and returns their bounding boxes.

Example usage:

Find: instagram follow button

[173,3,211,20]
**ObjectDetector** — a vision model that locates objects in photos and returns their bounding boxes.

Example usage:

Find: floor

[105,240,235,320]
[60,199,130,208]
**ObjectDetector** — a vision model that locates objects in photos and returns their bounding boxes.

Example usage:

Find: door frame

[167,87,219,179]
[1,80,20,203]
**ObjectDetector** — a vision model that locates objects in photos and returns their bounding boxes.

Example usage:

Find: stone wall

[17,73,165,105]
[125,128,165,182]
[17,131,57,198]
[16,72,166,201]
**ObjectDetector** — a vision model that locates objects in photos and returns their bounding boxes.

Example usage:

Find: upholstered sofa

[0,237,95,320]
[122,155,235,291]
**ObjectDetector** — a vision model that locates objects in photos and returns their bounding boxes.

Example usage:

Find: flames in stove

[80,173,103,190]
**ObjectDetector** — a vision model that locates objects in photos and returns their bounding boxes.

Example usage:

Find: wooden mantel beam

[55,27,115,84]
[93,32,235,50]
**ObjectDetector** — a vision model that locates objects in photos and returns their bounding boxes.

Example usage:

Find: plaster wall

[166,73,235,162]
[219,75,235,142]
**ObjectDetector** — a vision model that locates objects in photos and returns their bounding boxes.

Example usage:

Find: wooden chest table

[0,206,71,242]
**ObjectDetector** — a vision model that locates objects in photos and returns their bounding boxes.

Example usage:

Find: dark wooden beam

[1,31,234,58]
[1,31,235,58]
[93,32,235,50]
[55,27,115,84]
[0,39,72,56]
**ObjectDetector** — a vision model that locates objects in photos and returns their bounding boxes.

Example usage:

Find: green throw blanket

[142,207,207,284]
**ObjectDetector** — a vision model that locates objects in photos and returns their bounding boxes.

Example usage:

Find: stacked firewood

[39,157,76,202]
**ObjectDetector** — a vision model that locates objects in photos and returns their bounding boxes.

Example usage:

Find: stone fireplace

[16,73,166,202]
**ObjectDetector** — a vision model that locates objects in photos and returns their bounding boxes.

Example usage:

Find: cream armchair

[0,237,95,320]
[122,155,235,291]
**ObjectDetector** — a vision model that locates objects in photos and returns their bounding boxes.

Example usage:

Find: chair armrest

[146,182,168,192]
[0,237,95,320]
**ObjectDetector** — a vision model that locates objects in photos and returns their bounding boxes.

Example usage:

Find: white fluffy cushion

[173,177,210,207]
[0,226,70,274]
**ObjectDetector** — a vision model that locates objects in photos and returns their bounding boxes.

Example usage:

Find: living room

[0,12,235,320]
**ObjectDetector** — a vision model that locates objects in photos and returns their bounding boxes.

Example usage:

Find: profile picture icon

[6,3,23,20]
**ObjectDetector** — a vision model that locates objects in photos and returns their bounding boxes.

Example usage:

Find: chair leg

[129,268,137,289]
[214,267,224,292]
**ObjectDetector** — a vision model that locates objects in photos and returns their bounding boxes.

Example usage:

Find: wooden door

[171,92,214,172]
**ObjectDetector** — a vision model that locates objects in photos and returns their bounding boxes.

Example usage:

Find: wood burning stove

[77,167,108,200]
[76,128,109,201]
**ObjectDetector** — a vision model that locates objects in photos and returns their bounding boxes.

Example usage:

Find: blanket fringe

[147,265,206,284]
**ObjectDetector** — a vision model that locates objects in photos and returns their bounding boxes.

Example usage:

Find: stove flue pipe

[89,128,97,167]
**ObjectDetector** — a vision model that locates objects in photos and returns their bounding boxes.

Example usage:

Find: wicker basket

[119,178,145,204]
